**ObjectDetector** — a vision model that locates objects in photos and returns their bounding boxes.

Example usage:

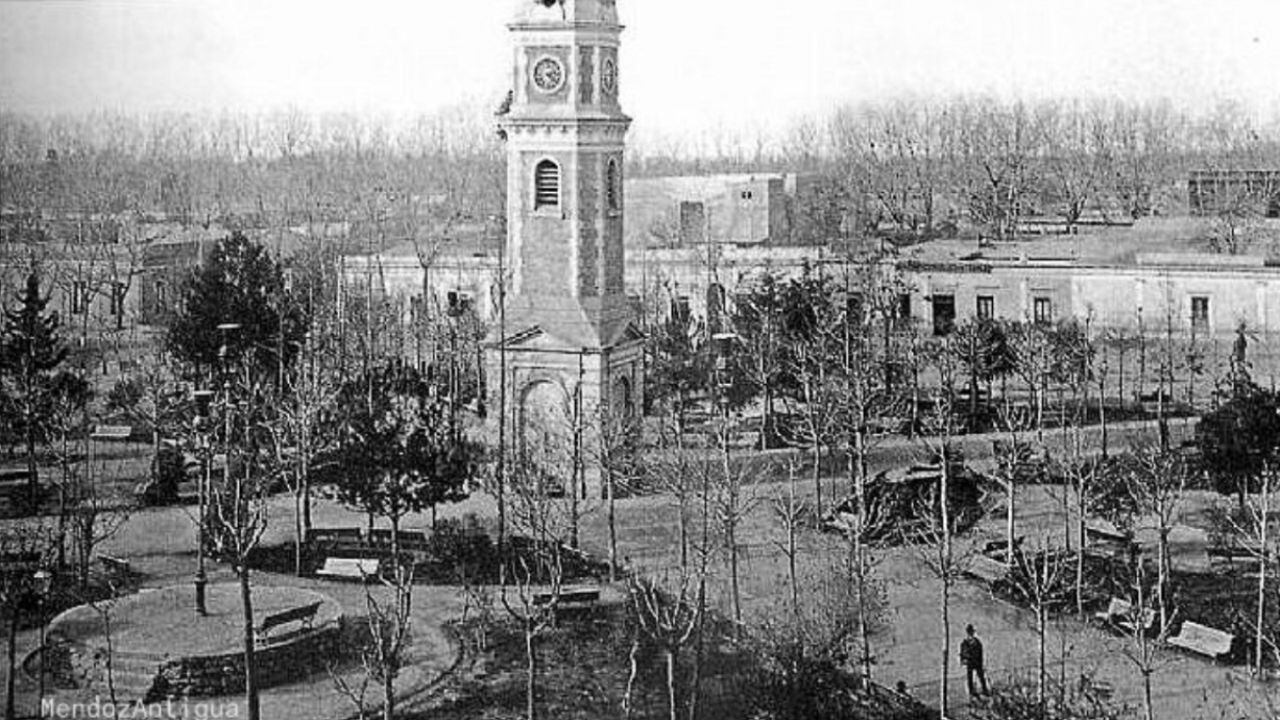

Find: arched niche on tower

[517,377,572,494]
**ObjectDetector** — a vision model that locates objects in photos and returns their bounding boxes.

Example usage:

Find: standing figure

[960,624,990,698]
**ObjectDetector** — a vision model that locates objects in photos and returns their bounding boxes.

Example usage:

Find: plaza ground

[4,417,1279,718]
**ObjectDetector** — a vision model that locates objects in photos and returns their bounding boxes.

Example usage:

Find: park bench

[1084,523,1130,545]
[255,601,323,645]
[982,536,1025,561]
[1168,621,1235,661]
[306,527,365,551]
[0,551,42,572]
[90,425,134,441]
[532,587,601,614]
[966,555,1011,586]
[97,554,132,577]
[1207,544,1264,566]
[1094,597,1155,635]
[315,557,381,581]
[398,530,430,552]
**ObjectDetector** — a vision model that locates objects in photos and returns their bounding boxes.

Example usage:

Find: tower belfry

[490,0,643,478]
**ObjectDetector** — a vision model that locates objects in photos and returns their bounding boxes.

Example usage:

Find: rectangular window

[1191,296,1210,332]
[931,294,956,336]
[1033,297,1053,325]
[846,292,864,326]
[672,296,691,324]
[71,281,89,314]
[110,283,126,317]
[976,295,995,321]
[897,293,911,321]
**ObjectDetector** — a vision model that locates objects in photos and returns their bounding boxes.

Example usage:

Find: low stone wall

[48,585,345,703]
[151,621,342,700]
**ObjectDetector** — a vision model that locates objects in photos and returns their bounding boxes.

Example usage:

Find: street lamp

[213,323,241,612]
[32,569,51,710]
[192,389,215,616]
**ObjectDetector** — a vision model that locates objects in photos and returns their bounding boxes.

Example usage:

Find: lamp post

[32,569,51,712]
[192,390,215,615]
[213,324,241,611]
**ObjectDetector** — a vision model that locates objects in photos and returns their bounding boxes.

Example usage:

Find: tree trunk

[1077,513,1087,617]
[623,636,640,718]
[728,529,742,630]
[1157,527,1170,632]
[939,454,952,719]
[525,625,538,720]
[25,428,39,511]
[607,468,618,583]
[294,491,304,577]
[1142,671,1154,720]
[383,657,395,720]
[5,607,17,720]
[1256,547,1267,677]
[1006,478,1016,572]
[665,648,678,720]
[239,568,261,720]
[1038,603,1047,711]
[939,574,950,719]
[787,467,799,621]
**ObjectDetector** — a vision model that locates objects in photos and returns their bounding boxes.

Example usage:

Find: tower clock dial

[532,57,566,93]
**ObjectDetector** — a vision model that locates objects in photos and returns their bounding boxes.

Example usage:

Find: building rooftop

[905,217,1280,269]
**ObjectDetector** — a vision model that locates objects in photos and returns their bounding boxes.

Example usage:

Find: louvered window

[534,160,560,210]
[606,159,620,212]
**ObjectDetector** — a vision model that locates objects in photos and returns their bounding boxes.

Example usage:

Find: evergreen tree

[167,232,306,382]
[0,273,69,506]
[327,362,479,552]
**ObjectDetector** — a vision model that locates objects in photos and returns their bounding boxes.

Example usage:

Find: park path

[5,416,1245,719]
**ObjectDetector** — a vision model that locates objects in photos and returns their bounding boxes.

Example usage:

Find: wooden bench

[398,530,430,552]
[0,551,42,572]
[532,587,601,613]
[307,527,364,545]
[966,555,1011,585]
[1085,524,1130,545]
[1207,545,1264,565]
[97,554,132,577]
[255,601,323,645]
[982,536,1025,560]
[315,557,380,581]
[1168,621,1234,660]
[1094,597,1155,634]
[90,425,134,441]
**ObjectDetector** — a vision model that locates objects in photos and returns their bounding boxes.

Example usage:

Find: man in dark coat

[959,624,990,698]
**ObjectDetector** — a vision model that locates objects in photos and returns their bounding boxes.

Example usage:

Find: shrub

[426,513,495,581]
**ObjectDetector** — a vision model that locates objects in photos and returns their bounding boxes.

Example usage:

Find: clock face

[601,58,617,95]
[532,57,565,93]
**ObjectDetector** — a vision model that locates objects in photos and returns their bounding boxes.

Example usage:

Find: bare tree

[1118,552,1176,720]
[911,334,973,719]
[1119,445,1189,632]
[362,564,416,720]
[1009,543,1071,710]
[628,569,702,720]
[205,377,275,720]
[1223,463,1280,676]
[1,523,53,720]
[501,450,572,720]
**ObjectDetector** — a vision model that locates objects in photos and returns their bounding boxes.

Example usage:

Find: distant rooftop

[906,217,1280,268]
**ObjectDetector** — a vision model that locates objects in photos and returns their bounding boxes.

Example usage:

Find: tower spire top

[512,0,619,27]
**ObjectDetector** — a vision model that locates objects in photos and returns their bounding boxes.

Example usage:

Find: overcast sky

[2,0,1278,142]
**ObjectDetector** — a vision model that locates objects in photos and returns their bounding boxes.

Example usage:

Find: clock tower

[491,0,643,486]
